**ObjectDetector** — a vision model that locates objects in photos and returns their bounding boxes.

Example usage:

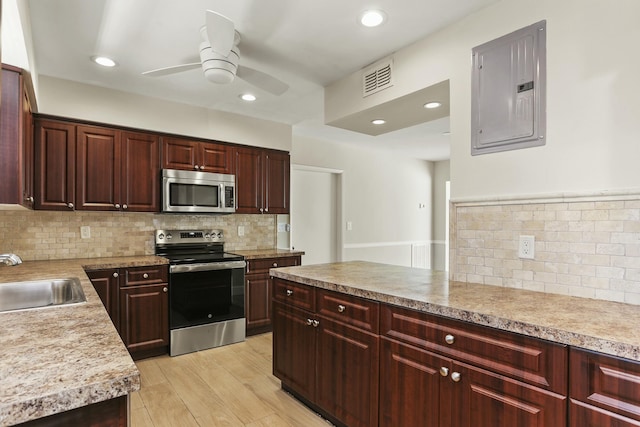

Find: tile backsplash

[451,195,640,305]
[0,210,275,261]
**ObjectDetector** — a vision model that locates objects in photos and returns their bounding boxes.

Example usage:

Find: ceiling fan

[142,10,289,96]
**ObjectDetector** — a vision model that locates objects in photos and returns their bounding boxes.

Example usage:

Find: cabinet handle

[312,320,319,328]
[306,318,313,326]
[273,262,278,267]
[337,304,346,313]
[439,367,449,377]
[113,272,119,278]
[194,165,200,170]
[451,372,461,382]
[24,196,34,203]
[259,208,264,213]
[122,204,128,210]
[115,203,120,209]
[163,287,168,293]
[67,202,74,209]
[200,166,205,170]
[143,273,149,279]
[286,289,293,296]
[265,208,269,213]
[445,334,455,345]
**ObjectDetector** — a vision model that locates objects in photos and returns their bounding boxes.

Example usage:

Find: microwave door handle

[219,183,224,208]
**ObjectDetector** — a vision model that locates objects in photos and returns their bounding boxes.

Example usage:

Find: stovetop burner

[154,229,244,264]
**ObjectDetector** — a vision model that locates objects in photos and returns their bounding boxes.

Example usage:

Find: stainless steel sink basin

[0,277,87,313]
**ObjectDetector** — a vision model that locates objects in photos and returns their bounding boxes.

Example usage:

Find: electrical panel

[471,20,546,155]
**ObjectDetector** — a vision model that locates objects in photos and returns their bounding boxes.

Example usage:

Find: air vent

[362,58,394,97]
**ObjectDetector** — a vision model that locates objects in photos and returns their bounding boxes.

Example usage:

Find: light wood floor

[130,333,332,427]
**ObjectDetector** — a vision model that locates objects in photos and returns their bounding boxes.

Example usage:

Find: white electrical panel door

[471,20,546,155]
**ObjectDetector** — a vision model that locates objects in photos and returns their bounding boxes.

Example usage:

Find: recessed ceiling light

[360,10,386,27]
[371,119,386,125]
[240,93,257,102]
[424,101,442,109]
[92,56,117,67]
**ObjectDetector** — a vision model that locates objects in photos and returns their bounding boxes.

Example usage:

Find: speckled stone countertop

[0,256,168,426]
[231,248,305,260]
[270,261,640,362]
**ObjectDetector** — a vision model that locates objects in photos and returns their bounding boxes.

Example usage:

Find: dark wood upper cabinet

[76,125,121,211]
[162,136,233,174]
[121,131,160,212]
[34,119,76,211]
[235,146,290,214]
[1,65,34,207]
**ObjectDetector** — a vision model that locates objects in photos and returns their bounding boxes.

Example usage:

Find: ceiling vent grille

[362,58,394,97]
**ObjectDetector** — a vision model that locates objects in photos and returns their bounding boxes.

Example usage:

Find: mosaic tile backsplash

[0,210,275,261]
[451,197,640,305]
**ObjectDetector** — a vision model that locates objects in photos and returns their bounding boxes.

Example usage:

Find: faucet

[0,254,23,266]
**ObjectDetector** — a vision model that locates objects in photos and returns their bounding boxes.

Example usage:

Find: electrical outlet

[518,235,535,259]
[346,221,353,231]
[80,226,91,239]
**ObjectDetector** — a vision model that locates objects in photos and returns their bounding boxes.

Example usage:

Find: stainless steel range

[155,229,246,356]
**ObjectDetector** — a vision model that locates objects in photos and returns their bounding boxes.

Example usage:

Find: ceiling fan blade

[142,63,201,77]
[237,66,289,96]
[206,10,235,56]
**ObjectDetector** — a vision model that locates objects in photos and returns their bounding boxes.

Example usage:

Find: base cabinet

[86,264,169,359]
[245,255,301,335]
[17,395,128,427]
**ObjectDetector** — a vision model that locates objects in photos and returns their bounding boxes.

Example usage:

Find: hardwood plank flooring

[131,333,332,427]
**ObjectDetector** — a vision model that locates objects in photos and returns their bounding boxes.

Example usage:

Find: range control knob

[157,233,165,240]
[166,233,173,240]
[204,233,210,239]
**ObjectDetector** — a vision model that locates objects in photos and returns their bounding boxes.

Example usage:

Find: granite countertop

[231,248,305,260]
[0,256,168,426]
[270,261,640,362]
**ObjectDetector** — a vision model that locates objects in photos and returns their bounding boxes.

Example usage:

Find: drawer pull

[286,289,293,296]
[439,367,449,377]
[451,372,461,382]
[445,334,455,345]
[163,287,168,293]
[112,272,119,278]
[273,262,278,267]
[306,318,313,326]
[143,273,149,279]
[312,320,320,328]
[337,304,346,313]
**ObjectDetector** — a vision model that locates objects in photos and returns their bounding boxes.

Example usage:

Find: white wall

[292,135,433,267]
[326,0,640,201]
[432,160,450,270]
[36,76,292,151]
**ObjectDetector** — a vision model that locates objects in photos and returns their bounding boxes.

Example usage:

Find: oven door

[169,261,245,330]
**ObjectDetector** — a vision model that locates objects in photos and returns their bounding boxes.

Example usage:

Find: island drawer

[381,304,568,394]
[317,289,379,333]
[248,256,300,275]
[569,347,640,425]
[272,278,315,312]
[124,265,168,286]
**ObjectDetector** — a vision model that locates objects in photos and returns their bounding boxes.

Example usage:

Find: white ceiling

[25,0,497,161]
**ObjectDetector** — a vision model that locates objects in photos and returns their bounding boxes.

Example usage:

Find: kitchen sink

[0,277,87,313]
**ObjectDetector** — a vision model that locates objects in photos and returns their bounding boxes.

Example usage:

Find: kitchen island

[270,261,640,427]
[0,256,166,426]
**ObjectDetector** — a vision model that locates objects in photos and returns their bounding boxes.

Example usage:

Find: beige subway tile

[596,266,625,280]
[466,274,484,284]
[610,208,640,221]
[544,283,570,295]
[513,270,534,281]
[582,276,611,289]
[611,256,640,269]
[475,266,494,276]
[582,210,609,221]
[569,286,596,299]
[594,289,625,302]
[569,264,596,276]
[557,273,581,286]
[534,271,557,283]
[545,203,568,211]
[533,211,557,221]
[484,276,503,286]
[503,279,523,289]
[623,221,640,233]
[596,243,625,256]
[522,281,545,292]
[558,231,584,242]
[568,202,595,211]
[568,221,595,232]
[544,241,570,253]
[595,201,625,210]
[556,210,582,221]
[580,254,611,267]
[611,232,640,244]
[544,221,569,232]
[594,221,623,232]
[624,293,640,305]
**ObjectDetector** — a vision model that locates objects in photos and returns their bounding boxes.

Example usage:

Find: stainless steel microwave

[161,169,236,214]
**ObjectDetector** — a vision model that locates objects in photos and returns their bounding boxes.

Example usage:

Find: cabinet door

[34,119,76,210]
[315,316,379,427]
[76,125,121,211]
[86,269,120,331]
[161,137,199,171]
[200,142,234,174]
[451,360,567,427]
[245,274,272,335]
[272,301,316,401]
[235,147,263,213]
[22,86,34,208]
[121,131,160,212]
[264,150,290,214]
[119,283,169,354]
[379,337,449,427]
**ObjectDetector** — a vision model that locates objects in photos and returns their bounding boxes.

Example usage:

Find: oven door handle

[170,260,246,273]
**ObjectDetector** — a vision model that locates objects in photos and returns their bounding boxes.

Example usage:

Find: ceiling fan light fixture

[92,56,117,67]
[424,101,442,109]
[241,93,257,102]
[200,42,240,84]
[360,10,386,27]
